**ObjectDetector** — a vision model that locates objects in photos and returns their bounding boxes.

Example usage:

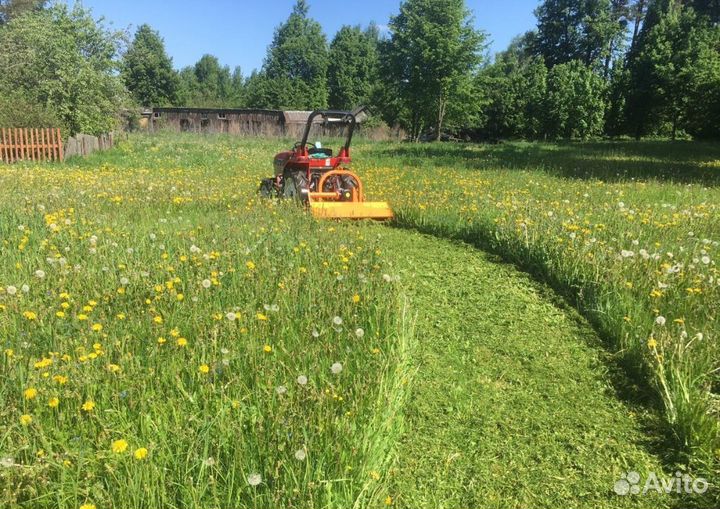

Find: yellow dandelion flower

[352,294,361,303]
[153,316,163,324]
[256,313,268,321]
[263,344,272,353]
[111,439,128,454]
[176,337,188,347]
[91,323,103,332]
[53,375,68,385]
[20,414,32,426]
[199,364,210,374]
[107,364,121,373]
[56,311,66,318]
[81,400,96,412]
[134,447,148,460]
[23,311,37,320]
[647,337,658,349]
[169,328,180,337]
[33,353,55,371]
[246,261,256,270]
[80,503,96,509]
[369,470,380,480]
[24,387,38,400]
[157,337,167,345]
[385,496,393,505]
[77,314,88,321]
[48,397,59,408]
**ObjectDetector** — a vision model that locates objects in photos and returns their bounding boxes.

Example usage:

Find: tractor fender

[273,151,293,176]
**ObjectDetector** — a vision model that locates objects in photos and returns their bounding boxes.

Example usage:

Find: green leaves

[327,25,379,110]
[0,3,128,135]
[258,0,329,110]
[380,0,486,139]
[121,24,178,107]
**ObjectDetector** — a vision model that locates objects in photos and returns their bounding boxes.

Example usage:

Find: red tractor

[259,110,393,219]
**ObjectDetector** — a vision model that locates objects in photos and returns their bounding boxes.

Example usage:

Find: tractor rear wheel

[283,171,309,203]
[258,178,275,198]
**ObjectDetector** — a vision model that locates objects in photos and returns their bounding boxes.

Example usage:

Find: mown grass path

[377,227,673,509]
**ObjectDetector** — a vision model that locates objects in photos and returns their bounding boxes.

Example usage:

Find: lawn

[0,134,717,508]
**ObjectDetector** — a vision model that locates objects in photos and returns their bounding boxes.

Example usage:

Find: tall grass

[0,135,411,508]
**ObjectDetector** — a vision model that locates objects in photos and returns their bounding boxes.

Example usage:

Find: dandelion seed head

[247,473,262,486]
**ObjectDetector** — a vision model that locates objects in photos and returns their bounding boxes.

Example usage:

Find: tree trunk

[671,112,677,141]
[435,95,447,142]
[630,0,646,52]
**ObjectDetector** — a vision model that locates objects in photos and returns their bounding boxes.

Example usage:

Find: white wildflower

[247,473,262,486]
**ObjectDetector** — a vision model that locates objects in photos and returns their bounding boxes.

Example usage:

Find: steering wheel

[294,142,315,150]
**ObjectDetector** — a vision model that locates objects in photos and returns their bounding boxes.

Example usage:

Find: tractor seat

[308,147,333,158]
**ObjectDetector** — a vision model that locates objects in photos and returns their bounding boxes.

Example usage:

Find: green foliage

[625,2,697,138]
[0,3,128,135]
[480,42,548,139]
[533,0,627,67]
[544,60,607,139]
[684,24,720,139]
[173,55,244,108]
[122,24,178,107]
[380,0,485,140]
[0,0,45,25]
[0,90,59,128]
[255,0,329,109]
[327,25,379,110]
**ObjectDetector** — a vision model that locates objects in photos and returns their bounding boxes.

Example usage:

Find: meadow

[361,140,720,470]
[0,134,718,508]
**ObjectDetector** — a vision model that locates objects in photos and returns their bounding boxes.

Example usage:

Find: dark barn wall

[144,108,401,140]
[149,109,286,136]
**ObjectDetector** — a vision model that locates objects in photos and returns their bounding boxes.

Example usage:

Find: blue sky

[72,0,539,74]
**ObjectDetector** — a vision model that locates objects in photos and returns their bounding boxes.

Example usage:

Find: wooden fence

[0,128,63,163]
[64,133,114,158]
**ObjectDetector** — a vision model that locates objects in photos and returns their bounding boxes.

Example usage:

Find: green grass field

[0,134,717,508]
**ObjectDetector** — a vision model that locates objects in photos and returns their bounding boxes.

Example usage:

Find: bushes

[0,4,128,135]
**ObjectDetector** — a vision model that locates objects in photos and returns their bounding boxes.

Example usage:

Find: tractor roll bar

[300,110,356,154]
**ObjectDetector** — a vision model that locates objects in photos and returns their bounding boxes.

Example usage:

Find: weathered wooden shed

[143,107,369,138]
[146,108,287,136]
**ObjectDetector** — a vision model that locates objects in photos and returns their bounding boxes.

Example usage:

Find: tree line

[1,0,719,139]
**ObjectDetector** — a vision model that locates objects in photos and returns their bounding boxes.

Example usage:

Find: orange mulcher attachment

[308,170,394,220]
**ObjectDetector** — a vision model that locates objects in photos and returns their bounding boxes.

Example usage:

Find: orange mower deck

[308,170,393,220]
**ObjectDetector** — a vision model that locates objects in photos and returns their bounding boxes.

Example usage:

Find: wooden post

[57,128,63,161]
[21,128,27,160]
